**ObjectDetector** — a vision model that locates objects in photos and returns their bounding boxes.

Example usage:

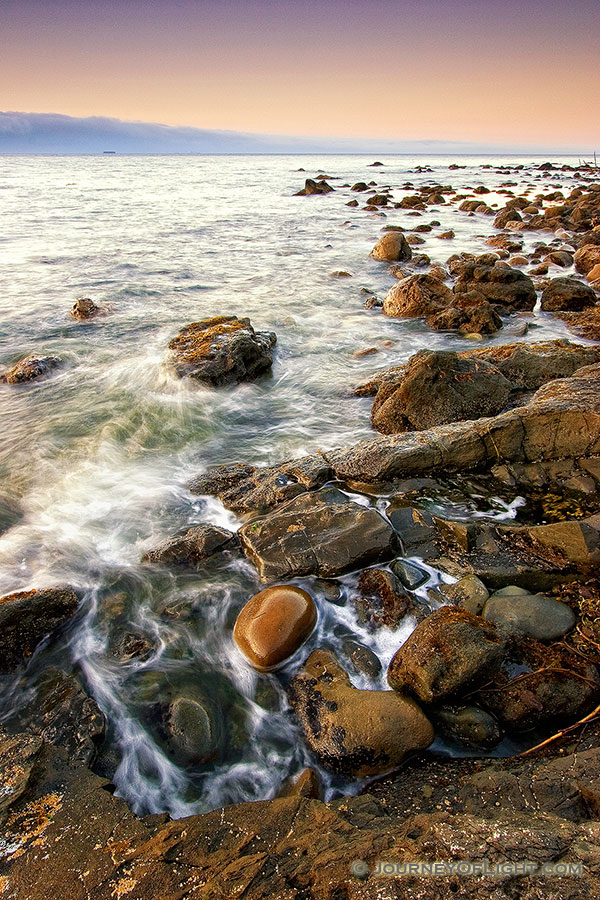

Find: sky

[1,0,599,150]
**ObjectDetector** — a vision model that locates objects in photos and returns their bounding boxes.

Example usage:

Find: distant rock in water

[294,178,334,195]
[71,297,101,319]
[0,354,61,384]
[168,315,277,386]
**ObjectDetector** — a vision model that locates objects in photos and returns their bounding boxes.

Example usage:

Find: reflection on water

[0,153,587,814]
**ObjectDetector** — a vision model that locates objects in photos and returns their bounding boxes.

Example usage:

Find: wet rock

[168,315,276,386]
[387,606,506,703]
[341,639,382,678]
[5,668,105,765]
[387,506,439,559]
[0,354,61,385]
[239,490,396,581]
[354,567,410,628]
[276,767,323,800]
[434,704,502,748]
[427,295,502,335]
[294,178,334,195]
[382,273,452,318]
[439,574,490,615]
[370,231,412,262]
[482,591,576,640]
[390,558,429,589]
[288,649,433,776]
[574,244,600,275]
[453,259,536,310]
[371,350,513,434]
[109,630,156,662]
[70,297,100,319]
[167,697,220,764]
[0,730,44,813]
[500,515,600,571]
[351,181,369,191]
[494,207,522,228]
[233,585,317,671]
[0,586,79,672]
[540,276,597,311]
[143,524,239,568]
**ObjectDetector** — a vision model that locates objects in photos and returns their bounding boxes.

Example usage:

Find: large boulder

[371,350,513,434]
[0,354,61,385]
[239,489,396,581]
[288,649,433,776]
[143,524,238,567]
[574,244,600,275]
[427,295,502,335]
[387,606,506,703]
[453,259,537,310]
[540,277,597,312]
[370,231,412,262]
[233,585,317,670]
[382,273,453,318]
[168,316,276,386]
[0,587,79,672]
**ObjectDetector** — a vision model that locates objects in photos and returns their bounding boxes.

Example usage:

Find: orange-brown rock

[370,231,412,262]
[382,273,452,318]
[233,585,317,671]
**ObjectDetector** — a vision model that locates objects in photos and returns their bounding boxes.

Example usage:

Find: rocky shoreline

[2,161,600,898]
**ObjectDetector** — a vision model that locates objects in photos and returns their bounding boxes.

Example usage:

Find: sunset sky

[1,0,599,148]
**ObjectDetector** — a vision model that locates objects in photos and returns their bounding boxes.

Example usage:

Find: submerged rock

[239,489,396,581]
[167,696,220,765]
[288,649,433,776]
[0,354,61,384]
[387,606,506,703]
[434,704,502,748]
[143,524,239,568]
[168,315,276,386]
[0,586,79,672]
[233,585,317,670]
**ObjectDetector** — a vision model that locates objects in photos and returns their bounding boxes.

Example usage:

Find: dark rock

[288,649,433,776]
[143,524,238,567]
[167,697,220,765]
[168,316,276,386]
[387,606,506,703]
[0,730,44,813]
[239,489,396,581]
[483,591,577,640]
[354,567,410,628]
[0,586,79,672]
[70,297,100,319]
[341,639,382,678]
[294,178,334,195]
[390,558,429,589]
[434,704,502,748]
[540,277,597,312]
[233,585,317,670]
[0,354,61,385]
[454,260,537,310]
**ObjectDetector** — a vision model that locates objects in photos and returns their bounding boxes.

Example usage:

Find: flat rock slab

[143,524,238,568]
[168,315,276,386]
[239,489,396,581]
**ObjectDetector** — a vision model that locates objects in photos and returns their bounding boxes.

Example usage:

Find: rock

[482,591,576,640]
[382,273,452,318]
[109,630,156,662]
[288,649,433,776]
[387,606,505,703]
[168,316,276,386]
[143,524,238,567]
[0,586,79,672]
[426,295,502,335]
[167,697,220,764]
[354,567,410,628]
[0,354,61,384]
[341,639,382,678]
[453,260,537,310]
[434,704,502,748]
[501,515,600,571]
[0,730,43,813]
[574,244,600,275]
[4,668,105,765]
[390,558,429,589]
[587,263,600,283]
[439,574,489,615]
[370,231,412,262]
[370,350,513,434]
[294,178,334,195]
[276,767,323,800]
[543,250,574,268]
[239,490,396,581]
[494,208,522,228]
[70,297,100,319]
[351,181,369,191]
[540,276,597,311]
[233,585,317,671]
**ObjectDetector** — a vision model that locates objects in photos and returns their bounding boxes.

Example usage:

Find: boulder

[239,489,396,581]
[294,178,334,195]
[387,606,506,703]
[482,591,576,640]
[168,316,276,386]
[540,277,597,311]
[353,567,410,628]
[288,649,433,776]
[70,297,100,319]
[233,585,317,671]
[370,231,412,262]
[439,574,489,615]
[434,704,502,748]
[167,697,221,764]
[143,524,238,567]
[0,731,44,814]
[382,273,453,318]
[0,354,61,384]
[427,295,502,335]
[493,208,522,228]
[574,244,600,275]
[0,586,79,672]
[371,350,513,434]
[500,515,600,570]
[454,260,536,310]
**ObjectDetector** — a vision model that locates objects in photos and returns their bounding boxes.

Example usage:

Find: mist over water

[0,154,583,815]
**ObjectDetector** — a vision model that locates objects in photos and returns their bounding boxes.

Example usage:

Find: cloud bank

[0,112,581,155]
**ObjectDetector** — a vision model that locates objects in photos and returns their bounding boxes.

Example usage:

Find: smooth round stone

[483,593,576,641]
[168,697,218,764]
[233,585,317,671]
[435,704,502,748]
[390,558,429,590]
[491,585,530,598]
[440,575,489,615]
[342,639,382,678]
